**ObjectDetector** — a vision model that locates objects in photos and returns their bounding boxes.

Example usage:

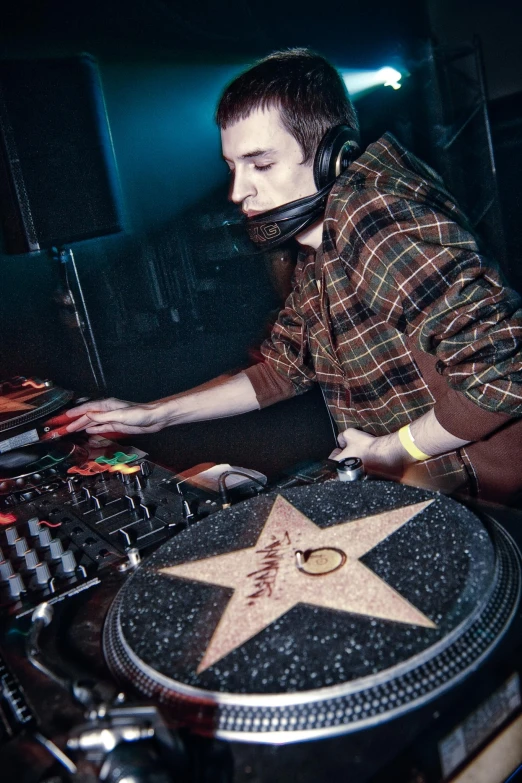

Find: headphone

[246,125,360,250]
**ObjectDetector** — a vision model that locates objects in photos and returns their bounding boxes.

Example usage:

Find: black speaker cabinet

[0,55,122,254]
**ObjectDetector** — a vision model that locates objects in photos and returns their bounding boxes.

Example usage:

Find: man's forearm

[370,409,471,467]
[155,371,260,426]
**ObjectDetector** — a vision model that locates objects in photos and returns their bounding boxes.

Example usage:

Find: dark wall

[0,0,456,477]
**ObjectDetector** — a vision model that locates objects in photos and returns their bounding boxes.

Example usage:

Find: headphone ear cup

[313,125,361,189]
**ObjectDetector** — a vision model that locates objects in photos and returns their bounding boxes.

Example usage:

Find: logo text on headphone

[248,223,282,242]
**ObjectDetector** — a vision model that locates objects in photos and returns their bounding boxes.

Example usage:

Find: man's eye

[254,163,273,171]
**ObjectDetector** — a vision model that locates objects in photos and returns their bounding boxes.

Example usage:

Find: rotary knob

[24,549,40,570]
[38,528,53,548]
[7,573,25,599]
[34,562,51,586]
[60,550,77,574]
[49,539,64,560]
[15,537,29,557]
[27,517,41,537]
[0,560,14,580]
[5,527,19,546]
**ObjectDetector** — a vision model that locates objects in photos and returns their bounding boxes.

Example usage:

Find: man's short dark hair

[216,48,359,164]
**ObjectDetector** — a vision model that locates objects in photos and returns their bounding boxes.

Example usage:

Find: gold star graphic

[0,388,44,415]
[161,495,436,673]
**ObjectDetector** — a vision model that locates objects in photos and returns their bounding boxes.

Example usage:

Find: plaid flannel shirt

[245,134,522,499]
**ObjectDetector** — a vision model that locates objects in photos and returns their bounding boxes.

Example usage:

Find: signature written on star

[246,531,292,606]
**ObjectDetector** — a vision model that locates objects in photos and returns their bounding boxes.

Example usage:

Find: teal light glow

[342,66,403,97]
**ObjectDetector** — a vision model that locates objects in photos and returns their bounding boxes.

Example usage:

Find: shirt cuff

[243,363,296,408]
[433,387,511,441]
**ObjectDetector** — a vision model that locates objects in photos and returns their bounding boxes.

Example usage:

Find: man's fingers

[329,448,343,460]
[85,421,158,435]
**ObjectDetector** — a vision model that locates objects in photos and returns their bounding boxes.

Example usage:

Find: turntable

[103,480,521,744]
[0,376,74,454]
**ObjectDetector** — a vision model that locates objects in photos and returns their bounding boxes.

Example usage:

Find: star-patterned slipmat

[103,481,521,742]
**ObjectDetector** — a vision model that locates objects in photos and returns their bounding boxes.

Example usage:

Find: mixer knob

[35,562,51,586]
[140,461,152,477]
[5,527,19,546]
[7,573,25,599]
[60,550,77,574]
[27,517,41,537]
[49,539,64,559]
[91,494,103,511]
[0,560,14,580]
[15,537,29,557]
[82,486,92,500]
[38,528,53,548]
[24,549,40,570]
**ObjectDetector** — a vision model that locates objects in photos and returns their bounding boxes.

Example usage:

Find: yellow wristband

[398,425,431,461]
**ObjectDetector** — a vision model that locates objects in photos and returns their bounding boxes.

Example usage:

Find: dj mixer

[0,377,521,783]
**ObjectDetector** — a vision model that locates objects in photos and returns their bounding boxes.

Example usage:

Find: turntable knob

[49,539,64,560]
[27,517,41,537]
[7,573,25,599]
[35,562,51,586]
[335,457,365,482]
[14,537,29,557]
[5,527,19,546]
[0,560,14,580]
[38,528,53,548]
[24,549,39,570]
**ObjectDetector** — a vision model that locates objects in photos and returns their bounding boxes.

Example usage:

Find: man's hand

[43,397,167,438]
[329,427,414,480]
[329,411,471,481]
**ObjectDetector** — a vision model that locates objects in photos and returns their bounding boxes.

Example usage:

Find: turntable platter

[0,440,83,494]
[103,481,521,743]
[0,378,73,432]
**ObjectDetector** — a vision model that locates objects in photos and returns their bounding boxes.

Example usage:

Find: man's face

[221,105,317,217]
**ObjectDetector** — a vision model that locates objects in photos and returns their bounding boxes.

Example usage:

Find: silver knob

[27,517,41,536]
[38,528,53,547]
[60,551,77,574]
[7,573,25,598]
[49,539,64,559]
[0,560,14,580]
[35,562,51,586]
[15,537,29,557]
[335,457,365,482]
[5,527,19,545]
[24,549,39,570]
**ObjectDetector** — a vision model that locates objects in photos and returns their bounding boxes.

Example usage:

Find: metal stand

[54,246,107,393]
[421,37,507,273]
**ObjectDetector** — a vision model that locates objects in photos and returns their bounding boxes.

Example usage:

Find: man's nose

[229,168,255,205]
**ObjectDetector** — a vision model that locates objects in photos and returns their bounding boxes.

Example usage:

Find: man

[50,49,522,503]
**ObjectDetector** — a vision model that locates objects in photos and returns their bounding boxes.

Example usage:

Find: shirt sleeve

[244,265,317,408]
[337,188,522,440]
